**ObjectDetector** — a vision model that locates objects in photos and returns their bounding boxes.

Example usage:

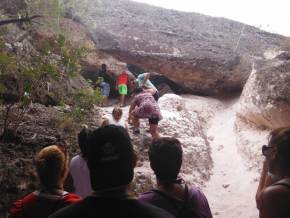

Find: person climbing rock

[136,72,160,102]
[128,87,162,139]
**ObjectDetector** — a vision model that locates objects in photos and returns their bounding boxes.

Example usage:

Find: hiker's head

[267,126,290,175]
[112,107,123,121]
[129,77,137,88]
[149,137,182,185]
[101,64,107,71]
[86,125,137,191]
[78,126,92,159]
[35,145,69,190]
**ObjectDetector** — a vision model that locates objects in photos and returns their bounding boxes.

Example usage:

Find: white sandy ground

[184,95,260,218]
[102,95,263,218]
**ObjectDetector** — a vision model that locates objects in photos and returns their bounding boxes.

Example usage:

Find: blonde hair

[112,107,123,121]
[35,145,68,189]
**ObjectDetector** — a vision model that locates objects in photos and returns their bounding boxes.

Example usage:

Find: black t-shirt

[49,196,173,218]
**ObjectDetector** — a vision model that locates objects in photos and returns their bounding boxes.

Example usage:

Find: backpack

[152,184,199,218]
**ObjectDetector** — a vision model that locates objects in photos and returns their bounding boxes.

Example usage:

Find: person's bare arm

[259,187,286,218]
[141,73,150,87]
[125,123,129,133]
[128,99,136,124]
[256,161,274,209]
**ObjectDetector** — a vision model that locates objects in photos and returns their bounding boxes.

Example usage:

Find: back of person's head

[121,69,128,75]
[112,107,123,121]
[78,126,92,159]
[149,137,182,185]
[101,64,107,71]
[86,125,135,191]
[35,145,68,189]
[269,126,290,173]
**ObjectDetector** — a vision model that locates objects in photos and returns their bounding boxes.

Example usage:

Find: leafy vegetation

[0,22,99,141]
[55,88,102,133]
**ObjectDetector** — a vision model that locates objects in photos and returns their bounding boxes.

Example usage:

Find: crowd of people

[96,63,162,139]
[95,63,159,106]
[8,63,290,218]
[9,125,290,218]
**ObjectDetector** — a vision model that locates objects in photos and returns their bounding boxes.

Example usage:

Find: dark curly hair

[149,137,182,185]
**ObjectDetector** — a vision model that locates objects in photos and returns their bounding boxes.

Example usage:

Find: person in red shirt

[10,145,80,218]
[116,70,129,107]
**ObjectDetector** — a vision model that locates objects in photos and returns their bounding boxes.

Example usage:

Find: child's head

[112,107,123,121]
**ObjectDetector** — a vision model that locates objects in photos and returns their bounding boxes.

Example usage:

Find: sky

[132,0,290,37]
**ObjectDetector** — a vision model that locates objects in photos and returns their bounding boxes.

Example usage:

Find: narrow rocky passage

[203,99,259,218]
[102,95,261,218]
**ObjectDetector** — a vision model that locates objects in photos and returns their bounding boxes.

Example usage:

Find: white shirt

[69,155,93,198]
[107,117,127,128]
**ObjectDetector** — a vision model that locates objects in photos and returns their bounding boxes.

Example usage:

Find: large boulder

[64,0,287,95]
[98,93,212,193]
[238,56,290,129]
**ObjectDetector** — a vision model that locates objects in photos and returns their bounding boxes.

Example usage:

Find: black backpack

[152,184,199,218]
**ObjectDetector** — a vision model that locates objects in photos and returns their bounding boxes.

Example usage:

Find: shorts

[100,82,110,97]
[149,117,159,125]
[118,84,128,95]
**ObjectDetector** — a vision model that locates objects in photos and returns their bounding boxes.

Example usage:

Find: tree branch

[0,15,43,26]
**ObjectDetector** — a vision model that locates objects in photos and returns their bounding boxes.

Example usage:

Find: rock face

[65,0,287,95]
[0,0,26,14]
[238,55,290,129]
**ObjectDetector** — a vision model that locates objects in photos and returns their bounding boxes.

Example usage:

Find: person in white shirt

[69,127,93,198]
[102,107,128,132]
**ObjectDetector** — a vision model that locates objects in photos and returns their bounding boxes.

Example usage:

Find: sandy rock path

[103,95,261,218]
[202,98,259,218]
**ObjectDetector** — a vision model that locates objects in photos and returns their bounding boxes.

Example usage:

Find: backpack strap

[273,178,290,189]
[181,184,189,206]
[152,184,189,207]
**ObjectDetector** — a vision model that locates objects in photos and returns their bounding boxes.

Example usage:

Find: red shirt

[10,191,80,218]
[117,72,128,85]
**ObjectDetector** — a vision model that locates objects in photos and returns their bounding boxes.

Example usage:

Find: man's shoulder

[70,155,83,167]
[126,199,174,218]
[138,190,156,201]
[263,184,290,199]
[49,199,87,218]
[49,197,173,218]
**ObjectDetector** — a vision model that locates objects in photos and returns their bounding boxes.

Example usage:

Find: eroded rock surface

[99,94,213,194]
[238,57,290,129]
[65,0,287,95]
